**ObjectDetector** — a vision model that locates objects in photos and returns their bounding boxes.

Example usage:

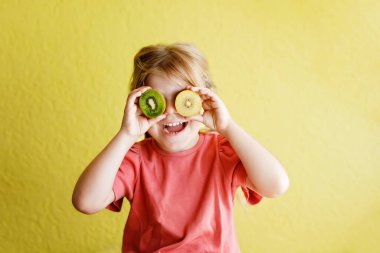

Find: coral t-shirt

[107,133,262,253]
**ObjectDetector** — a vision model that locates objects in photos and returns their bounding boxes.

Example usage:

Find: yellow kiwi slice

[139,89,166,118]
[175,90,202,117]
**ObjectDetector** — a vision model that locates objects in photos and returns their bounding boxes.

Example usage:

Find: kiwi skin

[175,90,202,117]
[139,89,166,118]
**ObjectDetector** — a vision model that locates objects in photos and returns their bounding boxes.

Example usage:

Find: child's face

[145,72,203,152]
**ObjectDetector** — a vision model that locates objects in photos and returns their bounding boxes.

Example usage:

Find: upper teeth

[164,122,184,127]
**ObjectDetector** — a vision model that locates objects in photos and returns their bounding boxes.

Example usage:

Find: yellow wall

[1,1,379,252]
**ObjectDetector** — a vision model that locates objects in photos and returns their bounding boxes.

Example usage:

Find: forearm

[72,130,138,213]
[222,120,289,198]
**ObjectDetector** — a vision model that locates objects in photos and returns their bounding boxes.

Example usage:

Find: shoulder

[199,132,233,154]
[200,131,228,142]
[212,133,236,157]
[133,137,162,159]
[123,138,150,157]
[199,132,219,148]
[134,137,153,153]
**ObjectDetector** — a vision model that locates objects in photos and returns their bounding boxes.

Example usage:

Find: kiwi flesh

[175,90,202,117]
[139,89,166,118]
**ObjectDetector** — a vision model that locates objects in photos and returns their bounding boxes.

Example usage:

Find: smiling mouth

[163,121,188,134]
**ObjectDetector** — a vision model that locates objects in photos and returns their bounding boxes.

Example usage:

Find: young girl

[72,43,289,252]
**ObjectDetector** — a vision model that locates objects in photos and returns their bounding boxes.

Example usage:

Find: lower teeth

[164,123,187,134]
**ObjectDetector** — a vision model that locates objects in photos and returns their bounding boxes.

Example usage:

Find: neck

[156,134,200,153]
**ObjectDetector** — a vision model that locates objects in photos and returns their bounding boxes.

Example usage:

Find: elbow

[247,167,290,198]
[72,193,100,215]
[268,174,290,198]
[258,169,289,198]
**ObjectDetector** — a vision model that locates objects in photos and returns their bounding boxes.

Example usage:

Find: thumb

[148,113,167,127]
[185,114,204,123]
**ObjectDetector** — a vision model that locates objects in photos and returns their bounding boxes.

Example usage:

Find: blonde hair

[129,43,215,91]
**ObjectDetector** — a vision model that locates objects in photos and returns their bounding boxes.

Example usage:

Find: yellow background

[1,1,379,252]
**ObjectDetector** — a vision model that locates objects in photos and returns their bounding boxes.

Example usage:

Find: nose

[164,99,176,114]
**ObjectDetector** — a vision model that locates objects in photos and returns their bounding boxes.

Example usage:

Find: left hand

[185,86,232,134]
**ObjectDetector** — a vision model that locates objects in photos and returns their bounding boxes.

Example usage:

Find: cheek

[147,124,161,136]
[189,121,203,130]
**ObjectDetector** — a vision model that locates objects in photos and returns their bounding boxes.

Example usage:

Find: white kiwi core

[148,98,156,110]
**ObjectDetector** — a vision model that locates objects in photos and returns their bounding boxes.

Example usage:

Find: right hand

[119,86,167,138]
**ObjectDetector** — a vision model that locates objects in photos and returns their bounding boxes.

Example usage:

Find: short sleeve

[106,143,141,212]
[218,134,263,205]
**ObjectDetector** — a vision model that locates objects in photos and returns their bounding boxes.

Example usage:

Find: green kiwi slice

[139,89,166,118]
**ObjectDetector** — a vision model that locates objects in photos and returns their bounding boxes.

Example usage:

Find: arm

[221,120,289,198]
[188,85,289,198]
[72,131,137,214]
[72,86,167,214]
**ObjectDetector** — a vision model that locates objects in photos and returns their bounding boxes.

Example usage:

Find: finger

[128,86,152,103]
[147,113,167,127]
[200,94,208,100]
[202,100,213,110]
[132,86,152,93]
[189,86,220,103]
[199,90,217,102]
[126,87,151,110]
[126,93,141,110]
[188,86,211,95]
[187,86,223,110]
[135,106,144,116]
[201,92,222,109]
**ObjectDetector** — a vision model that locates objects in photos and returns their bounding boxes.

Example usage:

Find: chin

[148,121,202,149]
